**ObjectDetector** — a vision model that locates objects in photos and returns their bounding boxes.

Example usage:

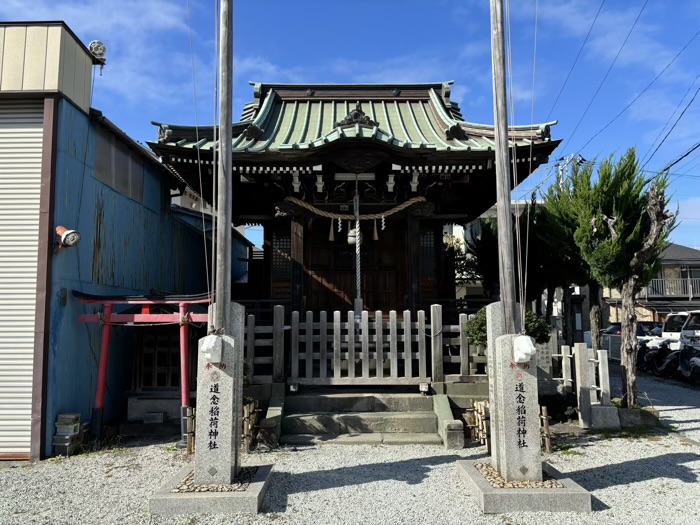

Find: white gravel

[610,364,700,443]
[1,426,699,525]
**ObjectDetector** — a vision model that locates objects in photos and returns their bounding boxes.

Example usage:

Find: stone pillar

[194,302,245,485]
[486,302,521,472]
[494,334,542,482]
[574,343,592,429]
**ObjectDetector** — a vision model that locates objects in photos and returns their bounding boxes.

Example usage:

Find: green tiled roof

[151,81,556,155]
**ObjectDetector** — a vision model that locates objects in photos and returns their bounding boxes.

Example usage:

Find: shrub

[464,307,551,347]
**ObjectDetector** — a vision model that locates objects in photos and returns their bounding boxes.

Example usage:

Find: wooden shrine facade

[149,82,560,315]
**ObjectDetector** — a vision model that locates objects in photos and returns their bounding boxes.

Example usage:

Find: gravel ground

[610,363,700,443]
[1,426,699,525]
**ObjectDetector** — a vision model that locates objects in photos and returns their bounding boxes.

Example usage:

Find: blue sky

[2,0,698,249]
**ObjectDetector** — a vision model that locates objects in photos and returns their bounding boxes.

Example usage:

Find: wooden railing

[242,304,486,386]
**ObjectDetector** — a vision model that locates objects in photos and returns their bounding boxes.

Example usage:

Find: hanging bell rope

[373,219,379,241]
[284,196,426,221]
[329,219,335,241]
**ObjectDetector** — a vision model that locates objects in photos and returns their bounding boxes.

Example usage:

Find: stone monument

[457,302,591,513]
[150,302,272,515]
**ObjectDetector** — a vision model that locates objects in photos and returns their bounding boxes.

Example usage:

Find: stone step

[282,411,437,435]
[284,393,434,414]
[280,433,443,446]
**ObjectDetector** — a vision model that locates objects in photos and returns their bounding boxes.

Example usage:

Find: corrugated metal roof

[152,82,556,155]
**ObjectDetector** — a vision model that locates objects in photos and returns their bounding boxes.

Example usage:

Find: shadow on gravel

[568,452,700,492]
[263,453,471,512]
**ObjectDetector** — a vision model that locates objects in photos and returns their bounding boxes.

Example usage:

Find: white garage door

[0,101,43,457]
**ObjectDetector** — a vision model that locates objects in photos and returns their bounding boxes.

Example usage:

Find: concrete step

[280,433,443,446]
[284,393,434,414]
[282,411,437,435]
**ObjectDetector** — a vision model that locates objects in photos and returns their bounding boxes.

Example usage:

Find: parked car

[680,311,700,351]
[601,322,660,338]
[661,313,689,350]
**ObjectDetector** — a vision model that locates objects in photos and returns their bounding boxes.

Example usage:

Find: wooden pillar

[406,215,419,311]
[291,219,304,312]
[91,303,113,440]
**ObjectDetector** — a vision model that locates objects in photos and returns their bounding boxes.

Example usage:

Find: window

[664,315,687,333]
[271,233,291,279]
[686,314,700,330]
[95,126,144,203]
[419,230,436,279]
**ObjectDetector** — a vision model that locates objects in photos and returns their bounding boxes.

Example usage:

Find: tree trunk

[620,279,638,407]
[545,285,555,324]
[589,281,601,352]
[563,286,574,346]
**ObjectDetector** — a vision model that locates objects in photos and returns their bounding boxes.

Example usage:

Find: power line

[662,141,700,172]
[560,0,649,153]
[643,87,700,170]
[640,72,700,166]
[578,31,700,155]
[545,0,606,121]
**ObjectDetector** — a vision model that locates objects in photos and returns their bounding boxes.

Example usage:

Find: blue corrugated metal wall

[45,98,212,454]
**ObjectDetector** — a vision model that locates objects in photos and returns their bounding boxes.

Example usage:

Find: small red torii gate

[74,291,211,443]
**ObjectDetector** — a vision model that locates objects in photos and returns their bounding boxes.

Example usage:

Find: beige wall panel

[71,40,89,111]
[43,26,61,90]
[0,28,5,84]
[58,28,75,100]
[1,26,27,91]
[22,26,48,90]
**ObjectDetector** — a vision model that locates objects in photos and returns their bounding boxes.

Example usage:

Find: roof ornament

[445,123,466,140]
[306,88,315,96]
[392,88,401,97]
[334,102,379,128]
[157,124,173,143]
[245,123,264,140]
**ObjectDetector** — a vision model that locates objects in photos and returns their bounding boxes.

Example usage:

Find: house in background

[0,21,253,459]
[604,243,700,323]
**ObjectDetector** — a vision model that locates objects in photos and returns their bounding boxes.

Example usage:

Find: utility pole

[490,0,517,334]
[214,0,233,333]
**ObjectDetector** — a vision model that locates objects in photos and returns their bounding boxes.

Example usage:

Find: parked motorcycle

[636,340,652,372]
[678,344,700,382]
[644,340,675,377]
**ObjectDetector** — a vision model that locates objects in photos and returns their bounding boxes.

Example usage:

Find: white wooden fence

[242,305,487,386]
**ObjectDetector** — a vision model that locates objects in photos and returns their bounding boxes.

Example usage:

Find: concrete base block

[149,464,272,515]
[280,432,443,446]
[618,407,659,428]
[591,405,621,430]
[457,460,591,513]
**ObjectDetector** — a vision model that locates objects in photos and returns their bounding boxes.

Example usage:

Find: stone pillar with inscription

[494,334,542,482]
[486,302,521,472]
[194,302,245,485]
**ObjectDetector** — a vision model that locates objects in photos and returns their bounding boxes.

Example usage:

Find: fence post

[459,313,469,377]
[389,310,398,378]
[574,343,592,429]
[417,310,427,379]
[597,349,611,405]
[305,311,314,379]
[375,311,384,379]
[561,345,572,393]
[333,311,341,379]
[246,314,255,383]
[319,311,328,379]
[272,305,284,383]
[431,304,444,383]
[361,310,370,378]
[291,311,299,384]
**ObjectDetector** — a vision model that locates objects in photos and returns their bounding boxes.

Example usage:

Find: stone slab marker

[195,302,245,485]
[485,302,520,472]
[494,334,542,482]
